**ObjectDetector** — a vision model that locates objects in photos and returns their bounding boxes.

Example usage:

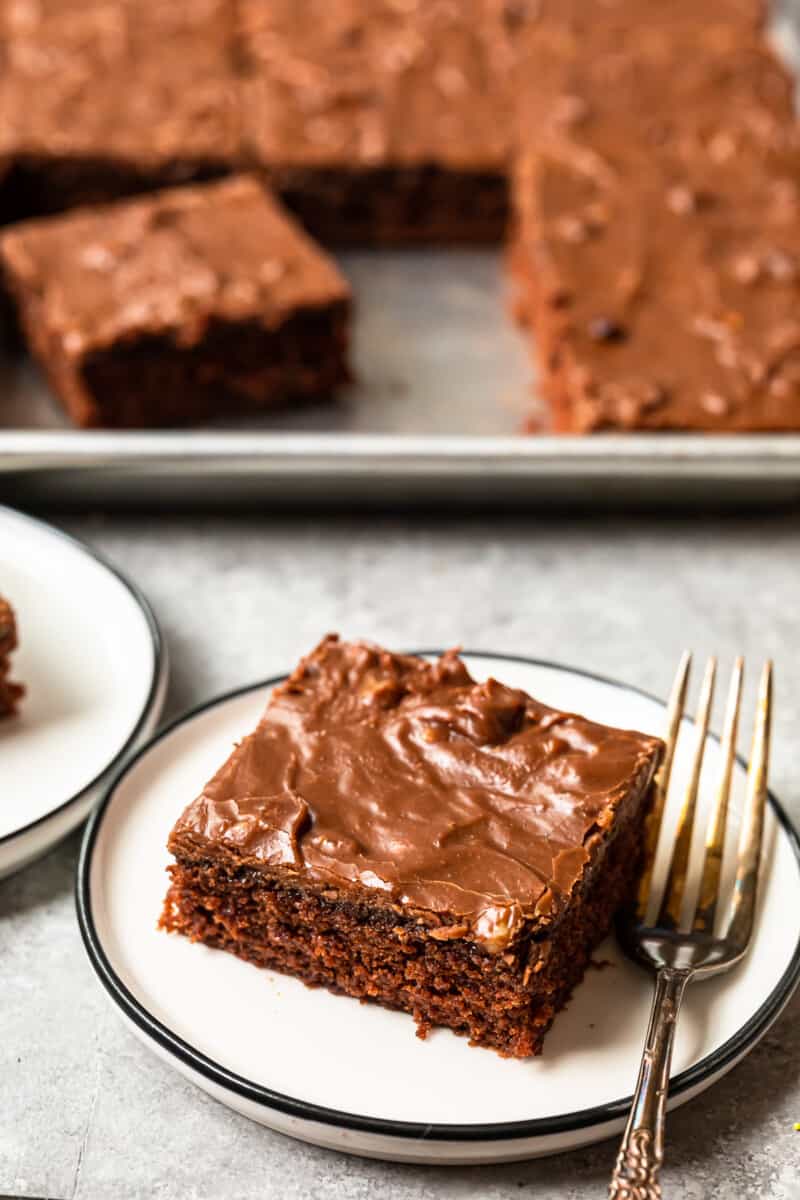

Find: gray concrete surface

[2,510,799,1199]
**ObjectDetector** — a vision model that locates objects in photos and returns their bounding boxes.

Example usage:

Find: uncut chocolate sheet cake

[162,637,663,1057]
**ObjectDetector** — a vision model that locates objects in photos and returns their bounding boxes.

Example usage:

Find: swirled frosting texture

[512,3,800,431]
[171,637,663,949]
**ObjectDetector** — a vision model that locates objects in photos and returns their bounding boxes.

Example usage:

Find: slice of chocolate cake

[236,0,524,243]
[0,176,351,428]
[0,0,240,221]
[161,636,663,1058]
[0,596,23,717]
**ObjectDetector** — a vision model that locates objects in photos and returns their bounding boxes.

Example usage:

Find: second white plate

[77,654,800,1164]
[0,505,167,875]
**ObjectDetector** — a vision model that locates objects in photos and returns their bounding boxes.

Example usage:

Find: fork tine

[692,658,744,936]
[657,656,717,930]
[724,661,773,953]
[635,651,692,922]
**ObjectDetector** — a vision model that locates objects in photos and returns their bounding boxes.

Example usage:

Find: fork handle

[608,967,692,1200]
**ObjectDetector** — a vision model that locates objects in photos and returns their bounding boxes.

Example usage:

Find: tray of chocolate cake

[2,0,800,506]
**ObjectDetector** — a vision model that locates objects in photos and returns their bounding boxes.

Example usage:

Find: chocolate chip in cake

[587,316,627,343]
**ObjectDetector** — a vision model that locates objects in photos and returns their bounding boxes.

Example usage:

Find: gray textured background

[2,510,799,1199]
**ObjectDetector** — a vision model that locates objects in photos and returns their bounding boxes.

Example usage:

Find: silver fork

[608,653,773,1200]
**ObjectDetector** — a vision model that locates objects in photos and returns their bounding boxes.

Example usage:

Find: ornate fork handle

[609,968,692,1200]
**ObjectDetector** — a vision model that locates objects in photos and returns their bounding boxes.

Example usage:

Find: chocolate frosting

[0,0,239,168]
[238,0,521,172]
[514,9,800,431]
[171,637,663,951]
[0,176,350,356]
[237,0,765,177]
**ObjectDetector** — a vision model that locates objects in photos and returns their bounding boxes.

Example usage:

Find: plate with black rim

[77,653,800,1165]
[0,505,167,876]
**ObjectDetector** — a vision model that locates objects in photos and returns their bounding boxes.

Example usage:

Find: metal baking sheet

[6,0,800,511]
[3,249,800,507]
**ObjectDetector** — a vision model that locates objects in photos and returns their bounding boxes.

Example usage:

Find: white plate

[0,505,167,876]
[77,655,800,1165]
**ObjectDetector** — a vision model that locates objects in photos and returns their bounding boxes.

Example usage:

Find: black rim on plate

[0,504,165,851]
[77,652,800,1143]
